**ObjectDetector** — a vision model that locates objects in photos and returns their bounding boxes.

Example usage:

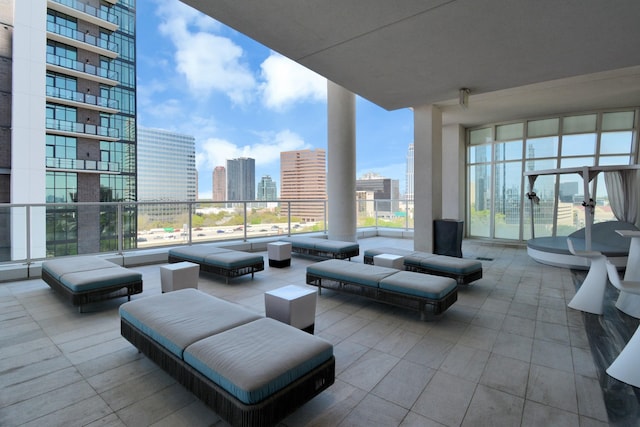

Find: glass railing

[47,22,119,54]
[46,85,119,110]
[46,118,119,139]
[47,53,118,82]
[46,157,121,172]
[0,198,414,264]
[49,0,119,26]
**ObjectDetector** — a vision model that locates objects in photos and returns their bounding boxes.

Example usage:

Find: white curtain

[604,169,640,224]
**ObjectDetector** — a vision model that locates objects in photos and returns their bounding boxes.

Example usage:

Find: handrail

[0,198,414,264]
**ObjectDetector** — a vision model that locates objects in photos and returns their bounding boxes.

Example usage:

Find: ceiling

[180,0,640,127]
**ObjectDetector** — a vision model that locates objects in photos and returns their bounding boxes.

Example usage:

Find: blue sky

[135,0,414,199]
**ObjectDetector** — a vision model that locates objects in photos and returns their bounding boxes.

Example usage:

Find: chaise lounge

[306,259,457,319]
[41,255,143,312]
[279,236,359,260]
[363,247,483,284]
[168,244,264,283]
[120,289,335,427]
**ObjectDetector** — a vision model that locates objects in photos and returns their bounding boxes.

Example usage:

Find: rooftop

[1,236,638,426]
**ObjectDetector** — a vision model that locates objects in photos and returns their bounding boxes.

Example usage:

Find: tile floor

[1,237,638,426]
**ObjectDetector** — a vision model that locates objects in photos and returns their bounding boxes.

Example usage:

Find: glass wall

[467,109,638,241]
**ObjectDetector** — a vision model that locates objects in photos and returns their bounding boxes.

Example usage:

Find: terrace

[2,234,639,426]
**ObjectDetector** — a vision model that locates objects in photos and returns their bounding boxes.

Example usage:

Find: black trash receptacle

[433,219,464,258]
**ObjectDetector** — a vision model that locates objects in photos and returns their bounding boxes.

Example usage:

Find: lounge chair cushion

[167,246,231,263]
[42,255,119,281]
[306,259,397,288]
[119,289,261,358]
[379,271,457,299]
[405,254,481,275]
[281,237,360,256]
[42,255,142,292]
[202,251,265,269]
[184,318,334,404]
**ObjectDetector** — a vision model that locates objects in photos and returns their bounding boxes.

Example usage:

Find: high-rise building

[280,149,326,222]
[257,175,277,201]
[137,127,196,202]
[226,157,255,201]
[3,0,136,259]
[212,166,226,201]
[356,172,400,215]
[405,143,414,200]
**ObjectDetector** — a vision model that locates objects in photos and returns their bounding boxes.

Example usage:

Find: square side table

[267,241,292,268]
[265,285,316,333]
[373,253,404,269]
[160,261,199,293]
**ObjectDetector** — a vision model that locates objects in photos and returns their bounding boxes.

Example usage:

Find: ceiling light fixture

[459,88,470,108]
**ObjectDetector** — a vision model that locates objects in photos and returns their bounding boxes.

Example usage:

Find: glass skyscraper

[257,175,277,201]
[137,127,196,203]
[226,157,255,201]
[5,0,137,259]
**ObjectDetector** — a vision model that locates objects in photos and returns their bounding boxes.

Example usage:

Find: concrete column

[413,105,443,252]
[442,124,465,220]
[327,81,356,242]
[11,0,47,260]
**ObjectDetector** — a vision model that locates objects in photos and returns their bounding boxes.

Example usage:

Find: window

[467,110,637,241]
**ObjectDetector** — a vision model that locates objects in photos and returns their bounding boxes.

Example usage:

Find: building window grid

[467,109,638,242]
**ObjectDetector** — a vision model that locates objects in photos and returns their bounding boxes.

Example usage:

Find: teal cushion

[408,255,481,275]
[379,271,457,299]
[307,259,396,288]
[119,289,261,358]
[184,318,333,404]
[169,246,231,263]
[203,251,263,269]
[42,255,118,281]
[60,267,141,292]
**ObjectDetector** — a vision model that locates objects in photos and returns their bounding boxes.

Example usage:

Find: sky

[135,0,414,200]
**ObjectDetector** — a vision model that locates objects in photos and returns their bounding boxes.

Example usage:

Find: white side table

[373,253,404,269]
[614,230,640,318]
[267,241,292,268]
[160,261,199,293]
[265,285,317,333]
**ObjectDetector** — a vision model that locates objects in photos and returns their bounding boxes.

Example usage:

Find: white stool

[605,260,640,387]
[265,285,316,333]
[160,261,199,293]
[567,238,607,315]
[268,242,292,268]
[373,253,404,269]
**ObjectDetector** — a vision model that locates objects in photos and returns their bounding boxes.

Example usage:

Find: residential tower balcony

[47,21,119,59]
[46,118,120,141]
[46,54,119,86]
[48,0,119,32]
[46,157,121,173]
[46,85,119,114]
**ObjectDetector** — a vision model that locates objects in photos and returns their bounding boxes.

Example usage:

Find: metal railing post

[117,203,123,255]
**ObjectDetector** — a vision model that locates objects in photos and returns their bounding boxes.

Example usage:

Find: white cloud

[196,130,310,172]
[155,0,256,104]
[260,52,326,110]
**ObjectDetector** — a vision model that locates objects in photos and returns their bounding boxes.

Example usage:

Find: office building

[257,175,277,202]
[280,149,326,222]
[226,157,255,201]
[356,172,400,215]
[405,143,413,200]
[137,127,195,222]
[212,166,226,201]
[2,0,136,259]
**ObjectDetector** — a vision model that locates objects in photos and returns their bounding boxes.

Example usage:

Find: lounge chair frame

[306,271,457,319]
[363,254,482,285]
[121,318,335,427]
[42,268,142,312]
[168,253,264,283]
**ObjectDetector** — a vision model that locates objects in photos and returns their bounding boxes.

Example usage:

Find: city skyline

[135,0,413,200]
